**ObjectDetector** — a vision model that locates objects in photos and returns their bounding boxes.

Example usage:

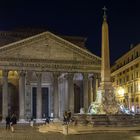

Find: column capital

[53,72,60,79]
[93,73,100,79]
[25,71,30,85]
[2,70,9,77]
[35,72,42,80]
[88,75,94,80]
[67,73,74,80]
[18,70,26,77]
[82,73,89,80]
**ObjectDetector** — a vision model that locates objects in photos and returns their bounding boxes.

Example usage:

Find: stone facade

[0,31,101,121]
[111,44,140,113]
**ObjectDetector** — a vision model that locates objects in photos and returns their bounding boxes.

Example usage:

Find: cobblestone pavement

[0,124,140,140]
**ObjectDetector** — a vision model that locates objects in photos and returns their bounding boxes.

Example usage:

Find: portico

[0,31,101,121]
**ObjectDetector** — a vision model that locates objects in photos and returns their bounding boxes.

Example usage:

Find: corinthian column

[83,73,89,112]
[67,73,74,113]
[19,71,26,122]
[36,72,42,121]
[53,72,59,118]
[89,76,93,103]
[2,70,8,122]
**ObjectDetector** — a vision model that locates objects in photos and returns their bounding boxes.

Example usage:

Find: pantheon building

[0,29,101,121]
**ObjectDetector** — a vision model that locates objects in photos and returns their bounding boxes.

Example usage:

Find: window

[124,61,126,65]
[136,97,139,102]
[123,77,125,83]
[132,55,133,60]
[119,79,122,84]
[131,74,133,80]
[136,72,139,78]
[126,75,129,81]
[136,51,139,58]
[123,99,125,103]
[135,63,139,68]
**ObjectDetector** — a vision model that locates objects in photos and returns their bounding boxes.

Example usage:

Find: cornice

[0,57,100,65]
[0,58,101,73]
[111,57,140,77]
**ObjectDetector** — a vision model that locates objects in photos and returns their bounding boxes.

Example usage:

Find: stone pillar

[89,76,93,103]
[83,73,89,112]
[53,72,59,118]
[92,76,96,102]
[25,72,32,119]
[95,75,99,93]
[36,72,42,121]
[2,70,8,122]
[67,73,74,113]
[58,77,64,119]
[19,71,26,122]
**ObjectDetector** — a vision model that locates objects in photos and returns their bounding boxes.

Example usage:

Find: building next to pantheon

[0,29,101,121]
[111,44,140,113]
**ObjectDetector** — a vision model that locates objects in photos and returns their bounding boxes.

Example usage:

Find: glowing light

[138,84,140,91]
[131,105,135,112]
[118,87,124,96]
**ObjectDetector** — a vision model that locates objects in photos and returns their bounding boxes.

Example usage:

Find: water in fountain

[88,90,105,114]
[88,89,134,115]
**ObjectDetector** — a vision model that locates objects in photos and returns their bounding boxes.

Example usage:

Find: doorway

[32,87,49,118]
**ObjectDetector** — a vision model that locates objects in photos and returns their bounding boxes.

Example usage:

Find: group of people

[5,114,17,132]
[63,110,72,124]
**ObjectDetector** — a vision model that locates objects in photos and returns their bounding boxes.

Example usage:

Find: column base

[36,119,44,123]
[18,119,28,123]
[1,119,6,123]
[53,118,60,122]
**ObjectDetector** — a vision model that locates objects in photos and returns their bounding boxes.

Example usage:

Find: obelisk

[101,7,119,114]
[101,6,111,86]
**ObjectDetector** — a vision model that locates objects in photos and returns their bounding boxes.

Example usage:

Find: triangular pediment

[0,31,101,64]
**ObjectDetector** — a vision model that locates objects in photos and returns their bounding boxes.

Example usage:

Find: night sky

[0,0,140,64]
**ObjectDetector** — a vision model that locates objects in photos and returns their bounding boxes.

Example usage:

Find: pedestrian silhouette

[5,115,11,130]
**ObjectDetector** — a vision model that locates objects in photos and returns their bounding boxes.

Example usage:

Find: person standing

[63,111,68,125]
[5,115,11,130]
[10,114,17,132]
[67,110,71,123]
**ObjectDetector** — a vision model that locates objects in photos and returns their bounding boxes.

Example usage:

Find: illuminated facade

[111,44,140,113]
[0,30,101,121]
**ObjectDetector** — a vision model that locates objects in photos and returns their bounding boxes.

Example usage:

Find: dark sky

[0,0,140,64]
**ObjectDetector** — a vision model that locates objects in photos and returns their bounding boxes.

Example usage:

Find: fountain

[73,7,140,126]
[88,90,105,114]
